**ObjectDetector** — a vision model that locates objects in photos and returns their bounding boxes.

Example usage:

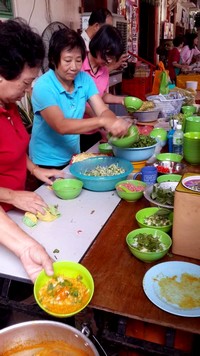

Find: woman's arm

[40,94,130,137]
[26,156,64,185]
[0,207,53,282]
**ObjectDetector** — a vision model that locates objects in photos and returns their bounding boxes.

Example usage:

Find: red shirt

[0,103,30,211]
[168,47,180,81]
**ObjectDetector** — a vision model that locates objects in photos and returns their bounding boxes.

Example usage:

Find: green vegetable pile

[151,184,174,206]
[144,208,171,227]
[131,233,164,252]
[130,135,156,148]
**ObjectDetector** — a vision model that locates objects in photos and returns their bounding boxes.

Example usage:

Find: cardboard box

[172,173,200,259]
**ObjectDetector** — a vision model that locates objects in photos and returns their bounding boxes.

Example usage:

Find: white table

[0,144,121,282]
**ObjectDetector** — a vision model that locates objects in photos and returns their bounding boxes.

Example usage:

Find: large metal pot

[0,320,99,355]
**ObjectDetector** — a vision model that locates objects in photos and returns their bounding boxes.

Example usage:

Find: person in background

[156,40,173,68]
[168,36,190,84]
[0,18,60,281]
[180,32,200,65]
[80,24,127,151]
[29,28,130,169]
[81,8,128,72]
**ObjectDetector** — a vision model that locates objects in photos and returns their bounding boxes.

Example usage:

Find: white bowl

[132,109,160,122]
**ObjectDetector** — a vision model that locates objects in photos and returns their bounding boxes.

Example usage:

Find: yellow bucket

[131,160,146,173]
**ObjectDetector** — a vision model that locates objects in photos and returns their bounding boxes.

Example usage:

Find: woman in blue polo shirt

[29,28,130,169]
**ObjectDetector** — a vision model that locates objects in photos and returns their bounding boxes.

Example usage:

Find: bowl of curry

[34,261,94,318]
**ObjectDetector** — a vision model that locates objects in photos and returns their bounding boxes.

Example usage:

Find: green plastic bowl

[126,228,172,262]
[52,178,83,199]
[98,143,113,154]
[124,96,143,112]
[108,125,139,148]
[115,180,147,202]
[135,207,173,233]
[156,153,183,163]
[34,261,94,318]
[157,174,182,183]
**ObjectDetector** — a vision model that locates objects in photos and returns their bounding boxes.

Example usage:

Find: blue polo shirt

[29,69,98,166]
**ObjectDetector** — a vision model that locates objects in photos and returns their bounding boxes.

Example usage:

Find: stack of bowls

[181,105,196,116]
[183,132,200,165]
[184,116,200,133]
[131,160,146,173]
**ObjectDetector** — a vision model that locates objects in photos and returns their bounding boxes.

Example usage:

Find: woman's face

[194,37,198,46]
[94,53,116,67]
[0,65,39,103]
[55,47,83,84]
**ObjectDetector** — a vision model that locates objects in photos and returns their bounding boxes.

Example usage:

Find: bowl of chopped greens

[69,156,133,192]
[112,135,157,161]
[136,207,173,233]
[143,182,178,209]
[126,227,172,262]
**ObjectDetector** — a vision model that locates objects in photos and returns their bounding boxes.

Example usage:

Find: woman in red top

[168,36,189,84]
[0,19,62,282]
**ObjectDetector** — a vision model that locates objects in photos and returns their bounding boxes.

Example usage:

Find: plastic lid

[176,124,182,130]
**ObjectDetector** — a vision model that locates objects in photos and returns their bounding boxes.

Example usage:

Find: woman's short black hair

[48,28,86,70]
[89,24,123,62]
[88,8,112,26]
[184,32,198,49]
[173,36,184,47]
[0,18,45,80]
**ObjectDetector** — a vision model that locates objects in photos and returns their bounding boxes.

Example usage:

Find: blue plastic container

[69,156,133,192]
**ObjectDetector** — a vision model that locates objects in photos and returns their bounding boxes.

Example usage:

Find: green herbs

[144,209,171,227]
[131,233,164,252]
[151,184,175,206]
[84,163,125,176]
[130,135,156,148]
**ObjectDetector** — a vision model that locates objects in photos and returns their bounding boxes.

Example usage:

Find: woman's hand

[103,116,131,137]
[10,190,48,215]
[20,242,54,283]
[32,166,65,185]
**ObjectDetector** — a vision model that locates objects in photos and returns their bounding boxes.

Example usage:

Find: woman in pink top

[81,24,126,151]
[180,33,200,65]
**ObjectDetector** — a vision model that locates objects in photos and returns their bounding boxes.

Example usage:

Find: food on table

[158,273,200,309]
[84,163,125,176]
[137,101,155,111]
[23,212,38,227]
[150,184,175,206]
[129,135,157,148]
[130,233,166,252]
[143,208,171,227]
[36,205,61,222]
[38,275,90,315]
[117,182,145,192]
[70,152,106,163]
[23,205,60,226]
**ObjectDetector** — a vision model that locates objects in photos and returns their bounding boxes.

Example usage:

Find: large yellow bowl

[34,261,94,318]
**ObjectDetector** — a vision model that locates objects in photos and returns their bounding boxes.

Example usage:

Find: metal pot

[0,320,99,355]
[132,109,160,122]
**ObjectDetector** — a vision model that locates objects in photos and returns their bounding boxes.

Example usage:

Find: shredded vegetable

[84,164,125,176]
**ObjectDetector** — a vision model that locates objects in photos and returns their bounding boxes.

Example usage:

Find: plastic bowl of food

[154,160,186,175]
[143,181,178,209]
[108,125,139,148]
[132,109,160,122]
[112,140,157,162]
[34,261,94,318]
[69,156,133,192]
[126,227,172,262]
[98,142,113,154]
[135,207,173,233]
[52,178,83,200]
[124,96,143,112]
[115,180,147,202]
[157,174,182,183]
[156,153,183,163]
